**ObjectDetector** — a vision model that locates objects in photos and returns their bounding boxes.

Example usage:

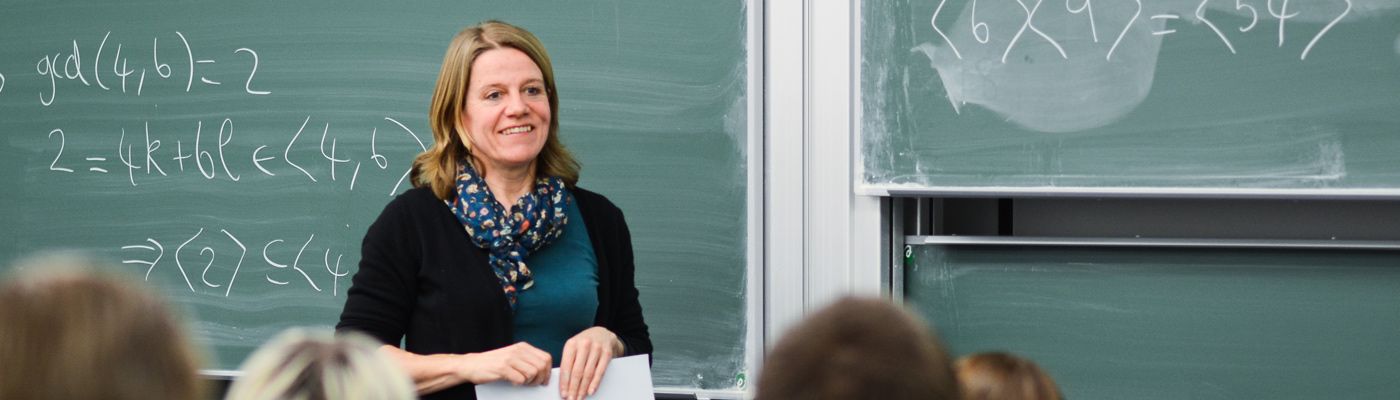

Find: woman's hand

[459,342,553,386]
[379,342,552,395]
[559,326,624,400]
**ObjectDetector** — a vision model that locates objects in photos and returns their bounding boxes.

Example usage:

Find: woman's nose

[504,92,530,116]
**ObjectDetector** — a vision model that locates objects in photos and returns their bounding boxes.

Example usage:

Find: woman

[337,20,651,400]
[0,251,206,400]
[224,328,416,400]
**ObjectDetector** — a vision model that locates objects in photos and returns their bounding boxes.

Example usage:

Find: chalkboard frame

[0,1,765,397]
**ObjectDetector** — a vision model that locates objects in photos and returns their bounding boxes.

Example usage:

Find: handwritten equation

[930,0,1354,62]
[909,0,1383,133]
[122,228,350,297]
[11,30,434,299]
[33,31,269,106]
[43,116,427,195]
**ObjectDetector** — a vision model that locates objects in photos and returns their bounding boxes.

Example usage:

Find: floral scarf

[446,160,572,312]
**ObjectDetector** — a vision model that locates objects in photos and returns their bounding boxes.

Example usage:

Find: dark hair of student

[755,297,960,400]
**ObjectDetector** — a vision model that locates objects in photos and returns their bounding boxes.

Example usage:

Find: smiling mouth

[500,126,533,135]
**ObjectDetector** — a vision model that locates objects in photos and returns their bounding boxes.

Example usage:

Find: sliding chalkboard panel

[0,0,749,390]
[905,245,1400,399]
[862,0,1400,195]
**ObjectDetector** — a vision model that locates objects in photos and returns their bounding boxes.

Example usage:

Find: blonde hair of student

[225,328,415,400]
[0,252,206,400]
[413,19,581,200]
[756,297,960,400]
[955,352,1063,400]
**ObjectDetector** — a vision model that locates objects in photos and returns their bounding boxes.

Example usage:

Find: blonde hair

[413,20,580,200]
[224,328,415,400]
[954,352,1063,400]
[0,251,206,400]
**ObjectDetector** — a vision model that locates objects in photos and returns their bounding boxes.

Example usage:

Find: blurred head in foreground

[756,296,959,400]
[955,352,1063,400]
[0,251,205,400]
[225,327,416,400]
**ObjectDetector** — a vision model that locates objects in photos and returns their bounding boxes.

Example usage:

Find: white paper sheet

[475,354,653,400]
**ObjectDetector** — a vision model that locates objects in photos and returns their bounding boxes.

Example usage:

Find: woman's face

[458,47,552,175]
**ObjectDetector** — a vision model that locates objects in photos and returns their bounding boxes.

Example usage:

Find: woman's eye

[485,91,501,100]
[525,87,544,96]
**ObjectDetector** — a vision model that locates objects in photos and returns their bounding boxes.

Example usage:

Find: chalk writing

[1302,0,1351,60]
[174,228,204,292]
[265,235,320,291]
[972,0,991,43]
[47,129,74,172]
[1151,14,1180,36]
[1107,0,1141,61]
[1197,0,1237,54]
[40,116,420,195]
[1001,0,1069,64]
[928,0,1356,63]
[35,32,267,106]
[220,229,248,297]
[386,117,429,194]
[24,28,422,301]
[1235,0,1259,32]
[915,0,1371,133]
[122,228,349,297]
[1267,0,1299,46]
[122,239,164,281]
[932,0,965,59]
[235,48,271,95]
[85,157,107,173]
[1067,0,1100,42]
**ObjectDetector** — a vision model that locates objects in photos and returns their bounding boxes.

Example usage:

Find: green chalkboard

[862,0,1400,194]
[905,245,1400,399]
[0,1,749,391]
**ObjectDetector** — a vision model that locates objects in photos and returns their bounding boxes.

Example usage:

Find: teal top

[514,199,600,367]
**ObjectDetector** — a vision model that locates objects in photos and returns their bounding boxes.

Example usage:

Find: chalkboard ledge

[202,372,744,400]
[909,235,1400,250]
[655,388,744,400]
[863,185,1400,200]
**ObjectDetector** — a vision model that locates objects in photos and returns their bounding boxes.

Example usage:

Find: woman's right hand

[458,342,553,386]
[380,342,552,395]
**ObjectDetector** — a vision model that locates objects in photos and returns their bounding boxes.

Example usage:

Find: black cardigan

[337,186,651,400]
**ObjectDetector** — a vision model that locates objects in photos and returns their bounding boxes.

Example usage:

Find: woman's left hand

[559,326,624,400]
